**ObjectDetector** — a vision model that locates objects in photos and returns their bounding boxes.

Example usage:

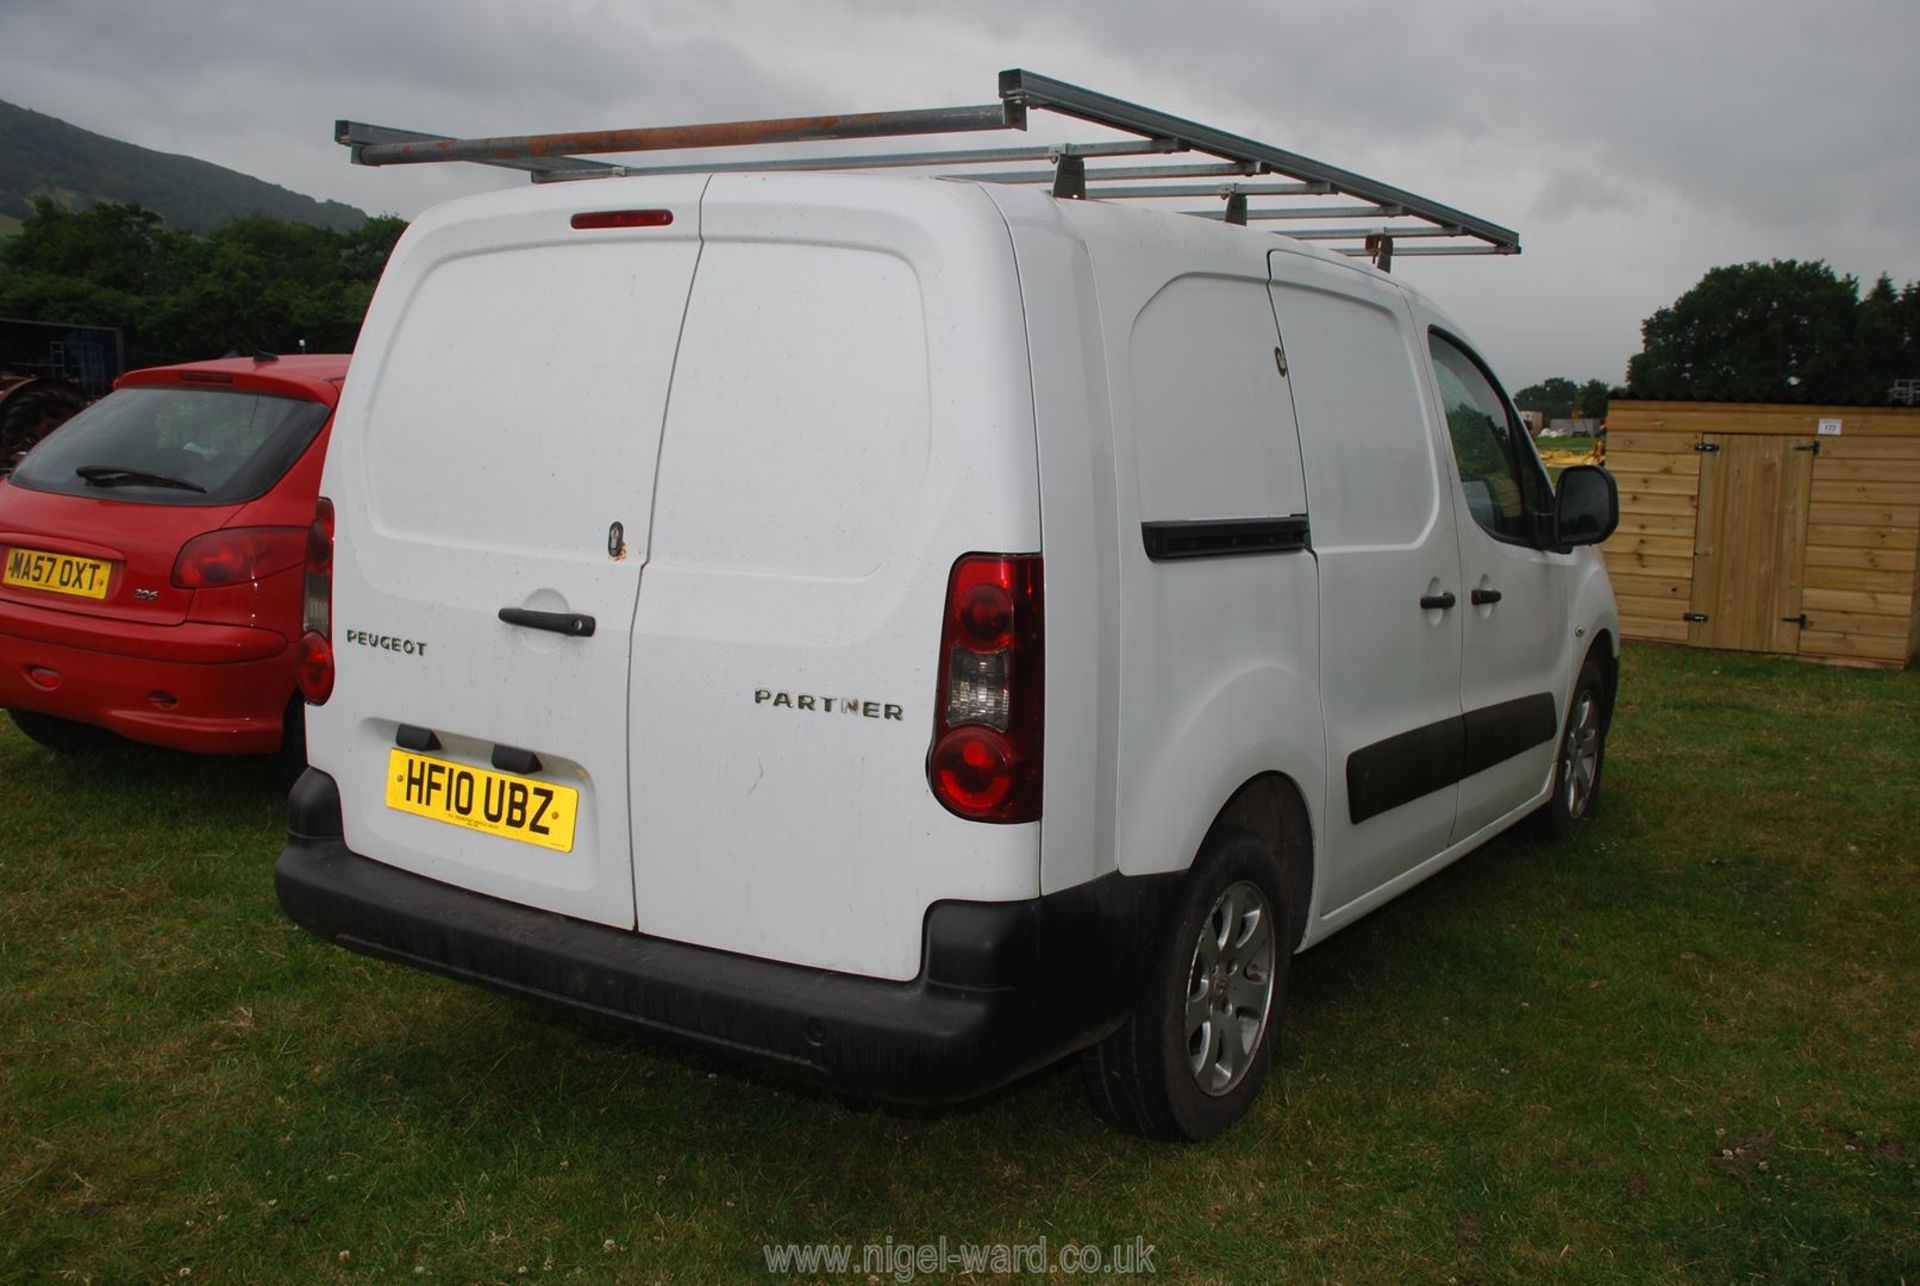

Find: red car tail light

[297,497,335,705]
[170,527,308,589]
[927,553,1043,823]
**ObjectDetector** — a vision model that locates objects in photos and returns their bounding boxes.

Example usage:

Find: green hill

[0,99,367,235]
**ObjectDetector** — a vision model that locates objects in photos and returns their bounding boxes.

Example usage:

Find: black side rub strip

[1348,717,1461,825]
[1347,692,1559,824]
[1461,693,1558,779]
[1141,515,1311,561]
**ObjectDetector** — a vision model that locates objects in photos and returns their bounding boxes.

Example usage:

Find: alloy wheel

[1561,688,1602,819]
[1183,880,1277,1096]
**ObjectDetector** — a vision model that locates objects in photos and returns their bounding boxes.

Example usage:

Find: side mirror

[1554,465,1618,547]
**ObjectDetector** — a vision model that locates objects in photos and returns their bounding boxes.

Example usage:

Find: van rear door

[315,180,703,929]
[622,175,1043,981]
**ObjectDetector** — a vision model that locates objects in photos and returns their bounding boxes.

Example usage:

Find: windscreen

[8,385,329,506]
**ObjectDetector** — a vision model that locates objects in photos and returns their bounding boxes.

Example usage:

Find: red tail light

[297,632,334,705]
[927,553,1043,823]
[297,496,335,705]
[170,528,307,589]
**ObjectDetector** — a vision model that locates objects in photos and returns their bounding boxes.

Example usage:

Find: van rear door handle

[498,607,596,637]
[1420,591,1457,611]
[1470,587,1503,606]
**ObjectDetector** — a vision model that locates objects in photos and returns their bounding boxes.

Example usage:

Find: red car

[0,354,347,769]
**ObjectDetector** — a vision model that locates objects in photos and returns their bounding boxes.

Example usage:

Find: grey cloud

[1,0,1915,387]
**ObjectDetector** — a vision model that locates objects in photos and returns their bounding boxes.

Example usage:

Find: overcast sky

[3,0,1916,389]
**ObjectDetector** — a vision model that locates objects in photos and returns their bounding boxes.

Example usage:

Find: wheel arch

[1209,772,1315,951]
[1584,628,1619,725]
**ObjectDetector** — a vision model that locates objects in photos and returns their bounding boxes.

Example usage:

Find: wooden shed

[1603,400,1920,668]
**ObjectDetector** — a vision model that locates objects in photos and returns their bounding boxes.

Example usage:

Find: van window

[1428,333,1537,543]
[1130,275,1306,522]
[1269,283,1435,549]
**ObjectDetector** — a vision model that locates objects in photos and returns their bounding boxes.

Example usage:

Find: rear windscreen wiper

[75,465,207,493]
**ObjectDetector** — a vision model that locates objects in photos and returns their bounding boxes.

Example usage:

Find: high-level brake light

[570,209,674,230]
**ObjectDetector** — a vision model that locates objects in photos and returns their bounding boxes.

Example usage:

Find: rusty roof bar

[349,103,1019,169]
[336,121,621,177]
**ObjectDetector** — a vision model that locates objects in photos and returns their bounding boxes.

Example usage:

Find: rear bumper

[275,769,1180,1104]
[0,620,293,753]
[0,597,287,662]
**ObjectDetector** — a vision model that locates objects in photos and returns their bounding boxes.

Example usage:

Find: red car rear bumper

[0,600,293,753]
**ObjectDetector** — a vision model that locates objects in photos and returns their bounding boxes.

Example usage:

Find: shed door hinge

[1683,611,1710,622]
[1793,440,1821,454]
[1693,442,1720,453]
[1781,613,1809,628]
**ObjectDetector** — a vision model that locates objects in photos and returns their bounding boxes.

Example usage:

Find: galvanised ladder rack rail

[336,69,1519,269]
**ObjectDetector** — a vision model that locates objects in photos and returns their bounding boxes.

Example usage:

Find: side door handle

[1420,591,1457,611]
[1471,587,1503,606]
[498,607,596,637]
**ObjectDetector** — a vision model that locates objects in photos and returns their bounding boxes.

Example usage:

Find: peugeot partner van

[277,81,1620,1141]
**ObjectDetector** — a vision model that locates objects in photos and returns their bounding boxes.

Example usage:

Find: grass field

[3,644,1916,1282]
[1542,435,1600,454]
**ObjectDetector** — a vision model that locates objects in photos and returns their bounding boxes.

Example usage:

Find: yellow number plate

[4,546,112,599]
[384,749,579,852]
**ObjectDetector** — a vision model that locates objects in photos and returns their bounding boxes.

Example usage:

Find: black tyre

[1080,825,1293,1141]
[1530,657,1610,840]
[7,709,117,753]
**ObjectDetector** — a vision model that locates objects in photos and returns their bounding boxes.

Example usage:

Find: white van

[278,76,1621,1140]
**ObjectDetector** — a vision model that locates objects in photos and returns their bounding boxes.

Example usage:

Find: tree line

[1513,376,1614,423]
[1520,262,1919,420]
[1624,260,1920,405]
[3,204,1917,409]
[0,198,405,367]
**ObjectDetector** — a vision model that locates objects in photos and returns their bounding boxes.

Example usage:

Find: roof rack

[335,69,1519,268]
